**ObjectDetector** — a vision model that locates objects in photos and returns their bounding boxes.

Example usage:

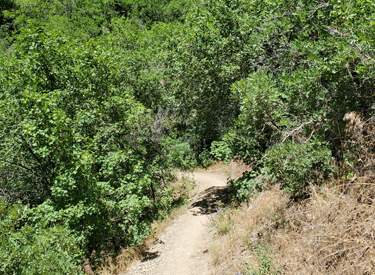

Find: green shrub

[228,170,263,202]
[264,140,336,195]
[210,140,233,163]
[162,137,197,170]
[226,71,285,164]
[0,200,83,275]
[245,244,277,275]
[199,149,213,168]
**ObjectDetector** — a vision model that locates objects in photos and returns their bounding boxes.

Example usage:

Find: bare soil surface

[124,172,229,275]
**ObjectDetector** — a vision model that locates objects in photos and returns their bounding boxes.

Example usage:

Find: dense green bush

[199,149,213,168]
[0,29,172,263]
[228,170,263,202]
[171,0,253,153]
[210,140,233,163]
[229,140,336,200]
[0,0,189,42]
[264,140,336,195]
[228,72,283,163]
[162,137,197,170]
[0,200,83,274]
[118,0,189,28]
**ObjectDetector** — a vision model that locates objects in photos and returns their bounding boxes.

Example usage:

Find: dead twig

[281,120,315,143]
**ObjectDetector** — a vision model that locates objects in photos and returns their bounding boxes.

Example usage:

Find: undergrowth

[95,174,195,275]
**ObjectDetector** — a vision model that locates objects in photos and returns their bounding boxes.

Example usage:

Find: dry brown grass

[211,187,288,274]
[343,112,375,176]
[211,176,375,274]
[274,177,375,274]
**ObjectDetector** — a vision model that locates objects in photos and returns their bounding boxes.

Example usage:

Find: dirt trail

[125,172,228,275]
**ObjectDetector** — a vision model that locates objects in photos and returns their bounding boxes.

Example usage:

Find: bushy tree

[171,0,255,154]
[1,0,189,45]
[114,0,189,28]
[0,29,172,261]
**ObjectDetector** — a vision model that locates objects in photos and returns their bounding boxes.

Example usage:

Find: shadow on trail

[141,251,160,262]
[190,186,230,215]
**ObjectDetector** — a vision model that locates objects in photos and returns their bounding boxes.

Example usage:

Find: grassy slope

[211,178,375,274]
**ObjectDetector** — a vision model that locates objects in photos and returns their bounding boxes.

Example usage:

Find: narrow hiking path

[125,172,229,275]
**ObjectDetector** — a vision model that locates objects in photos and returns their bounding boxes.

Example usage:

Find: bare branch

[281,120,316,143]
